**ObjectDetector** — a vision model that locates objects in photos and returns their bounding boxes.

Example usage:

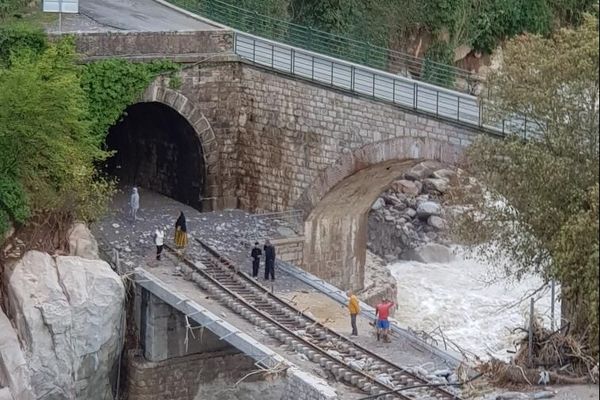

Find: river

[388,246,558,360]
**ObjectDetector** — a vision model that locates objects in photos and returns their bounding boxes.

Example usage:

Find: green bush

[0,22,47,66]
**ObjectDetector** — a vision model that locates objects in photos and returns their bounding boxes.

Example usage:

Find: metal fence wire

[167,0,480,93]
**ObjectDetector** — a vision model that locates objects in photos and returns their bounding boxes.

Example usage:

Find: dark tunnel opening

[104,102,206,210]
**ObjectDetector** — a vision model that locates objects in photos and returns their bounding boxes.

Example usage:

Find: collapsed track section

[162,239,461,400]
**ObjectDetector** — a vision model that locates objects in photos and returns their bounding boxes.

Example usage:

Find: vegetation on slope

[452,15,599,358]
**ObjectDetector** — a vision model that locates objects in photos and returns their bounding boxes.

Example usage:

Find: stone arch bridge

[77,31,487,292]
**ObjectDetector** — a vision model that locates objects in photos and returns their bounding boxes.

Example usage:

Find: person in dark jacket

[250,242,262,278]
[174,211,188,249]
[263,239,276,281]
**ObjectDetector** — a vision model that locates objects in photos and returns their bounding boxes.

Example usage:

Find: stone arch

[137,81,221,210]
[298,137,465,292]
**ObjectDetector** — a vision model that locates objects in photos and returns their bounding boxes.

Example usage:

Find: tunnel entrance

[105,102,206,210]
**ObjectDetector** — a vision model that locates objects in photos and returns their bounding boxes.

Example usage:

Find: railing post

[372,74,376,98]
[350,66,355,91]
[252,37,256,63]
[253,11,258,34]
[392,79,396,103]
[311,56,315,81]
[436,90,439,116]
[479,101,483,127]
[502,119,505,135]
[413,82,418,110]
[271,44,275,68]
[290,48,295,74]
[330,62,334,86]
[457,97,461,121]
[524,117,528,140]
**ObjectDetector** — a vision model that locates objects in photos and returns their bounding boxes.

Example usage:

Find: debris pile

[479,319,598,386]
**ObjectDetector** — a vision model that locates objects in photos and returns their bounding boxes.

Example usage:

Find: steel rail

[162,244,412,399]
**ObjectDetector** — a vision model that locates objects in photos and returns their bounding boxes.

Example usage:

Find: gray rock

[0,311,34,400]
[423,178,450,194]
[403,208,417,219]
[427,215,447,230]
[4,251,125,400]
[403,243,454,263]
[68,223,99,260]
[371,198,385,211]
[391,179,421,196]
[433,168,458,182]
[416,201,442,218]
[404,161,443,181]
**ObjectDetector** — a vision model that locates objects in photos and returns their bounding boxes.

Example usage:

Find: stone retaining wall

[273,237,304,266]
[126,350,256,400]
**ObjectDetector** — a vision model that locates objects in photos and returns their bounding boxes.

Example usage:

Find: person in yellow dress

[174,211,188,249]
[347,291,360,336]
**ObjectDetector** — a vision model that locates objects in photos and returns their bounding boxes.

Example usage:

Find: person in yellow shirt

[347,291,360,336]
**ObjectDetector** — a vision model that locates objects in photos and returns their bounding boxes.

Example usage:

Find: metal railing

[166,0,480,93]
[235,32,540,138]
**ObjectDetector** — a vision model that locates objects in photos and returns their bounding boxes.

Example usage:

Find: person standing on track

[251,241,262,278]
[130,187,139,221]
[174,211,188,249]
[154,227,164,261]
[347,290,360,336]
[263,239,276,281]
[375,297,395,343]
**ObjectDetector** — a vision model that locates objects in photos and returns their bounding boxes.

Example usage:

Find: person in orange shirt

[347,291,360,336]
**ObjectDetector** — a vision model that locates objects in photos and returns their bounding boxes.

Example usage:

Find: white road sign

[43,0,79,13]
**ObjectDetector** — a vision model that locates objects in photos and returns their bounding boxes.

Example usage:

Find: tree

[288,0,360,34]
[0,38,113,236]
[452,15,599,357]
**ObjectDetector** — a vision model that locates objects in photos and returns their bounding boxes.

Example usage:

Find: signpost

[43,0,79,32]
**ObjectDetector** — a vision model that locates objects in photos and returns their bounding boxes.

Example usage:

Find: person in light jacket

[130,187,139,221]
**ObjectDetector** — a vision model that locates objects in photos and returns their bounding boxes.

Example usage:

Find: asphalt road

[50,0,217,32]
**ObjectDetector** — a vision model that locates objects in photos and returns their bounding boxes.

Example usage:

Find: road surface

[47,0,216,32]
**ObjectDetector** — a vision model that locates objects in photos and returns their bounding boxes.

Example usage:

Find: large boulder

[416,201,442,218]
[404,161,443,181]
[403,243,454,263]
[391,179,422,196]
[68,223,99,260]
[3,250,124,400]
[422,178,450,194]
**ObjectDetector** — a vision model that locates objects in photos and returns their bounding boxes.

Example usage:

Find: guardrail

[166,0,480,93]
[235,32,539,138]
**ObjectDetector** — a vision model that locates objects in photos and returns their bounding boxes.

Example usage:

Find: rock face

[0,310,33,400]
[3,250,125,400]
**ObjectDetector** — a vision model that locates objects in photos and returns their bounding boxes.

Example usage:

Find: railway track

[163,239,461,400]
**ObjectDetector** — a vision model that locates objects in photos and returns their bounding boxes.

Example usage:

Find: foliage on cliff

[451,15,600,358]
[0,25,179,237]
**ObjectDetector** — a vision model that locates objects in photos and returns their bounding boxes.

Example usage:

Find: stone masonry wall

[177,62,244,209]
[234,64,482,212]
[126,350,258,400]
[272,237,304,265]
[59,30,234,60]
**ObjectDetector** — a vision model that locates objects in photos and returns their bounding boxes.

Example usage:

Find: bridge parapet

[50,30,235,61]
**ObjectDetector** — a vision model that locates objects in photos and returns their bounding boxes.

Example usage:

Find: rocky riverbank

[367,160,467,264]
